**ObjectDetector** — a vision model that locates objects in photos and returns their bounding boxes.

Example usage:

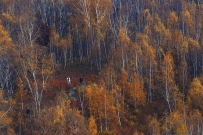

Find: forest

[1,0,203,134]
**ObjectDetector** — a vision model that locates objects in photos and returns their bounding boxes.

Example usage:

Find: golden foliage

[188,38,200,52]
[131,73,146,106]
[0,111,12,127]
[167,11,178,29]
[1,12,16,24]
[54,105,64,124]
[88,116,97,135]
[188,78,203,111]
[147,116,161,135]
[161,52,175,87]
[1,0,203,134]
[153,14,166,35]
[0,20,14,57]
[117,27,131,47]
[171,111,188,135]
[50,25,60,47]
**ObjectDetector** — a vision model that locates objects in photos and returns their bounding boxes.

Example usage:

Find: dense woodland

[1,0,203,134]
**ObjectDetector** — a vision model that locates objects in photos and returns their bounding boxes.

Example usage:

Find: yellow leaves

[20,44,54,78]
[170,30,184,50]
[181,10,194,36]
[153,14,166,35]
[150,14,168,46]
[54,105,64,124]
[118,69,128,87]
[0,110,12,127]
[188,78,203,111]
[59,39,66,48]
[147,116,161,135]
[117,27,130,46]
[41,53,55,76]
[97,15,104,24]
[53,93,71,124]
[86,83,118,130]
[136,33,149,49]
[15,81,29,103]
[117,69,146,107]
[50,24,60,46]
[0,21,14,57]
[161,51,177,108]
[131,73,146,106]
[52,32,60,45]
[86,83,104,116]
[175,124,188,135]
[59,33,73,50]
[86,84,94,98]
[115,27,132,68]
[138,9,152,26]
[51,27,73,53]
[88,116,97,135]
[143,9,149,15]
[0,90,15,105]
[56,105,63,117]
[183,10,191,19]
[52,92,71,125]
[169,111,188,135]
[182,10,193,26]
[188,38,200,52]
[1,12,16,24]
[189,78,202,90]
[147,45,155,57]
[167,11,178,29]
[181,40,188,53]
[161,52,174,82]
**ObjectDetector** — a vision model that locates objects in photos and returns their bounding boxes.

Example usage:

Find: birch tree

[18,44,55,114]
[161,52,175,115]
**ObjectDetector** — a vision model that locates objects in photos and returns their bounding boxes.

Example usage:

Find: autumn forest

[1,0,203,134]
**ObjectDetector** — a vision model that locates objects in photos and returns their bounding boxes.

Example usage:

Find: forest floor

[46,61,99,104]
[56,61,99,108]
[55,61,99,87]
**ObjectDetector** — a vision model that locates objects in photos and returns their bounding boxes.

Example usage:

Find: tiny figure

[26,109,30,115]
[67,76,71,84]
[79,77,83,84]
